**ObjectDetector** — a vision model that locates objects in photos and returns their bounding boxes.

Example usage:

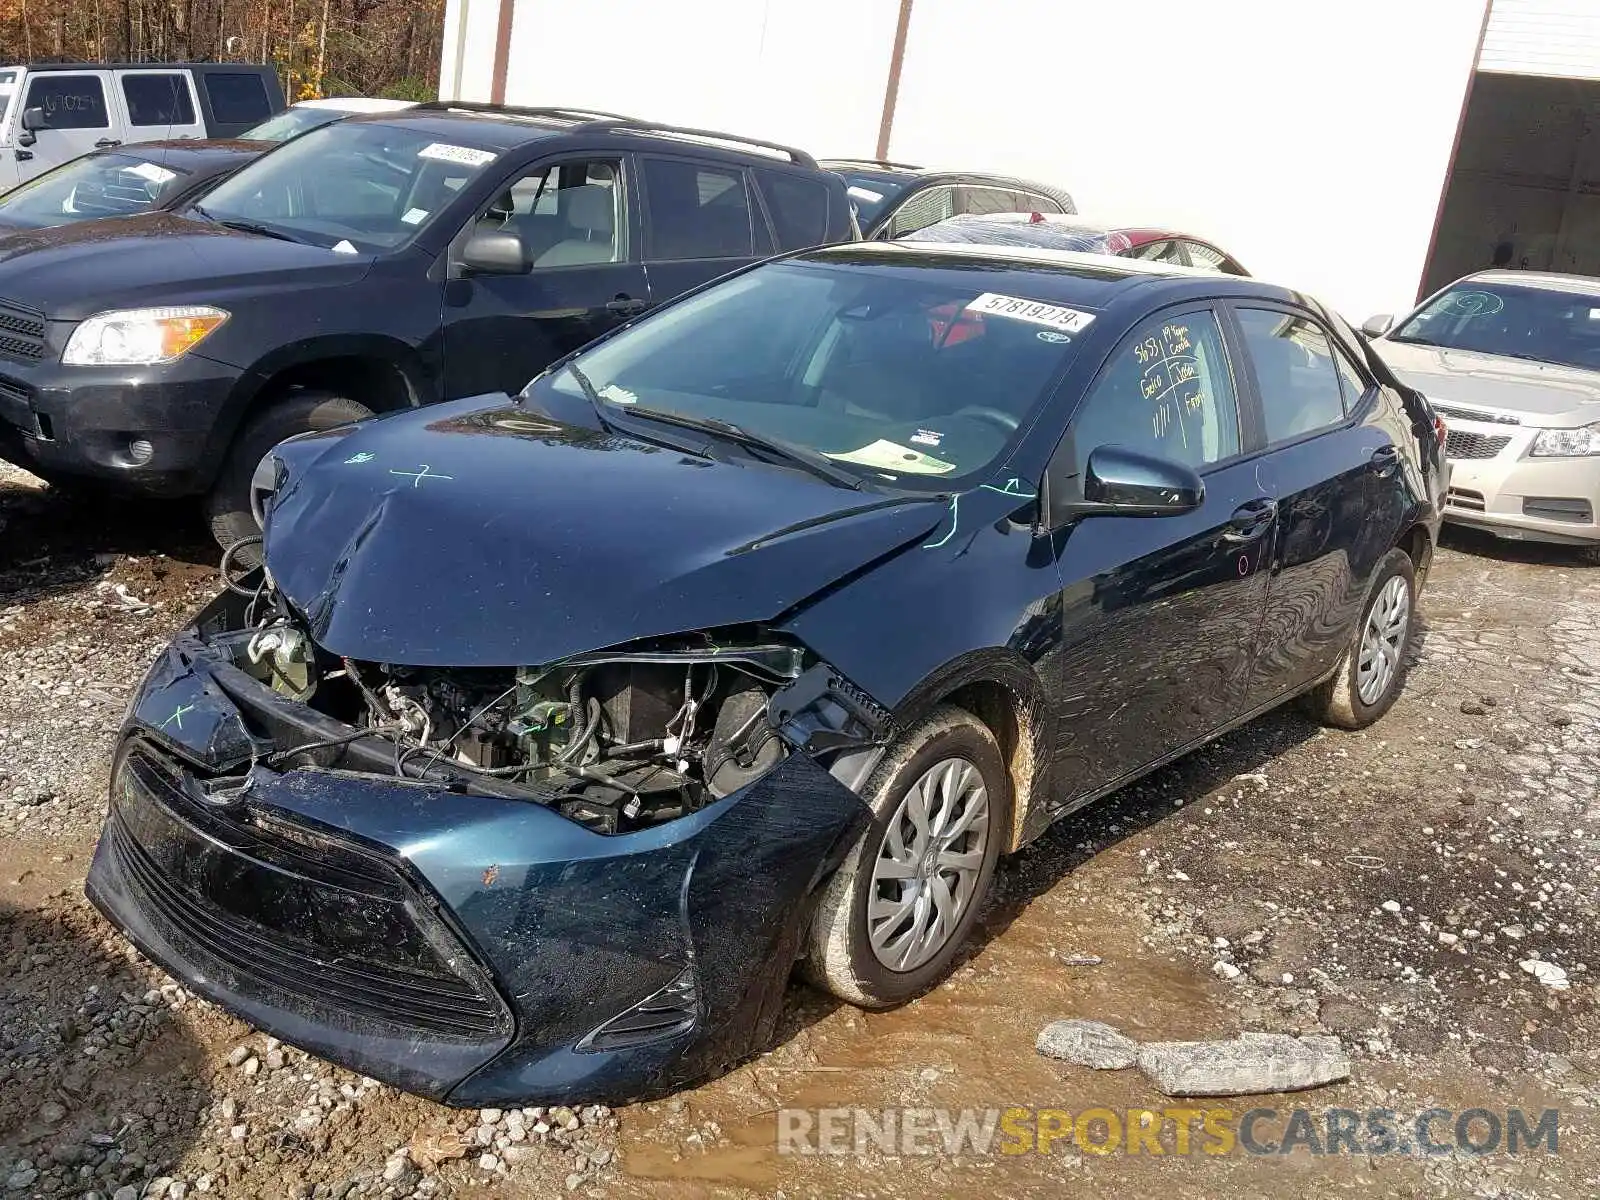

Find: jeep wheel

[801,705,1008,1008]
[205,391,373,561]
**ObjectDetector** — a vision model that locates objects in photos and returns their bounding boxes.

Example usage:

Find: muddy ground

[0,459,1596,1199]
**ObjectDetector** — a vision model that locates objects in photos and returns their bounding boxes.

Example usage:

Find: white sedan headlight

[1530,422,1600,458]
[63,305,229,366]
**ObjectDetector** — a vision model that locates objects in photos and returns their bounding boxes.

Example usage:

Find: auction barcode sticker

[965,292,1096,333]
[417,142,497,167]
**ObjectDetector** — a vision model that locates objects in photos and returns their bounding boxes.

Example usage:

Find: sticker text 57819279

[965,293,1097,334]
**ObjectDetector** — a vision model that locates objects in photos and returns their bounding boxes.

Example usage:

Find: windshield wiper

[193,208,304,244]
[562,362,614,431]
[627,408,862,490]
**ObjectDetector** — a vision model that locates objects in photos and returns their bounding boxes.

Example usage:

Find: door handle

[605,295,649,316]
[1222,497,1277,542]
[14,149,31,161]
[1368,444,1400,476]
[94,138,122,148]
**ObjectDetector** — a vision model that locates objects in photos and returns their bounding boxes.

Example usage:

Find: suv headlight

[1530,422,1600,457]
[63,305,229,366]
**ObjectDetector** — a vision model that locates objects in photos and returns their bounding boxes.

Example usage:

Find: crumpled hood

[262,397,948,667]
[1377,339,1600,425]
[0,212,371,318]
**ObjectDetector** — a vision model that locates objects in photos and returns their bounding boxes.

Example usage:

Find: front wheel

[801,705,1008,1008]
[1301,547,1417,729]
[205,391,373,559]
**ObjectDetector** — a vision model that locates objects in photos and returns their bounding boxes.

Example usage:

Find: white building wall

[439,0,505,102]
[1480,0,1600,79]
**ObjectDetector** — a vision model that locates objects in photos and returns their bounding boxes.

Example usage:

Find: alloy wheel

[867,756,990,972]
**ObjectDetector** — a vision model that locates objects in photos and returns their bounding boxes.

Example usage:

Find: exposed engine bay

[200,578,890,835]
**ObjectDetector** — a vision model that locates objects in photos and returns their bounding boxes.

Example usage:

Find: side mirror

[459,227,527,275]
[1046,445,1204,527]
[1360,313,1393,338]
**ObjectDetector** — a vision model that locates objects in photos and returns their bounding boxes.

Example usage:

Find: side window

[754,169,829,249]
[642,157,753,261]
[885,185,954,238]
[203,73,271,125]
[1071,309,1242,472]
[476,158,623,269]
[1333,346,1372,410]
[1019,191,1064,215]
[959,185,1024,216]
[1130,239,1183,264]
[1183,240,1224,271]
[1235,308,1348,443]
[121,74,195,126]
[24,75,109,130]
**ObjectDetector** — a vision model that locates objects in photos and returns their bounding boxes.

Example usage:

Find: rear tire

[205,391,372,559]
[1301,547,1417,730]
[801,705,1008,1008]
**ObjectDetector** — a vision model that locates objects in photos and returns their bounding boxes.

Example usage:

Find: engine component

[245,622,317,701]
[705,681,785,798]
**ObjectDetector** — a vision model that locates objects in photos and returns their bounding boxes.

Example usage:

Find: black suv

[0,102,855,549]
[821,158,1076,240]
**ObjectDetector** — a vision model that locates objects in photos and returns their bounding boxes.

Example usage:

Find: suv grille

[1445,430,1511,460]
[0,301,46,362]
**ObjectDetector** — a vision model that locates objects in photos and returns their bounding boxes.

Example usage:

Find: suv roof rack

[584,119,817,167]
[822,156,924,171]
[411,101,639,123]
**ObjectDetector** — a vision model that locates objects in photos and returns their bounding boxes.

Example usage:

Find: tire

[1301,548,1417,730]
[1578,543,1600,567]
[801,705,1009,1008]
[205,391,373,559]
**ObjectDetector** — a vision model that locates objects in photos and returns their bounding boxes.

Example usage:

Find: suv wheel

[1301,547,1417,729]
[206,391,373,560]
[801,705,1008,1008]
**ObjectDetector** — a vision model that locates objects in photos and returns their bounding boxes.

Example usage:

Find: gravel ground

[1,458,1597,1199]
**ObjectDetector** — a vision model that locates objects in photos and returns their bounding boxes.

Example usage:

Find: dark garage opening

[1423,70,1600,299]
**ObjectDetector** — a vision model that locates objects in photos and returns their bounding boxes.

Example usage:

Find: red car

[911,211,1249,276]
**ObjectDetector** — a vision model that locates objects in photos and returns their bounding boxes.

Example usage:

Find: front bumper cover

[86,619,875,1105]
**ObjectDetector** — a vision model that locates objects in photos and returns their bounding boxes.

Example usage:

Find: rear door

[638,154,767,301]
[441,153,650,399]
[1049,303,1275,801]
[1228,304,1404,709]
[116,70,206,143]
[15,71,119,182]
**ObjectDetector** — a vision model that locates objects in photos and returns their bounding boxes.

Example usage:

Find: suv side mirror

[1360,313,1393,338]
[1046,445,1203,527]
[459,227,527,275]
[16,107,43,146]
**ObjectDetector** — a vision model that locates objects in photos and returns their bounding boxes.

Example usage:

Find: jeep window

[0,151,187,226]
[475,158,622,268]
[122,74,195,126]
[642,157,754,260]
[542,259,1088,488]
[203,72,272,125]
[194,121,496,250]
[755,169,829,249]
[24,75,109,130]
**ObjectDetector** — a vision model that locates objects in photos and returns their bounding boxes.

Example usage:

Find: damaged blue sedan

[87,242,1446,1105]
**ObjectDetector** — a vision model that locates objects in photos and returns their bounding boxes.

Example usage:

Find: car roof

[1464,269,1600,297]
[16,61,274,73]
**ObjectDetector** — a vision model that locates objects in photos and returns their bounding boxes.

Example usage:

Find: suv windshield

[0,151,188,227]
[240,106,343,142]
[1391,280,1600,372]
[542,259,1088,488]
[193,120,498,250]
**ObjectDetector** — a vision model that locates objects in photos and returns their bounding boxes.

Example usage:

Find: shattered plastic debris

[1519,959,1570,990]
[94,581,152,615]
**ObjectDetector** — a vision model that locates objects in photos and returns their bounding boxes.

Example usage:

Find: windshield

[1391,280,1600,372]
[541,259,1089,488]
[0,151,187,227]
[193,120,498,251]
[240,105,344,142]
[0,71,17,143]
[831,170,911,229]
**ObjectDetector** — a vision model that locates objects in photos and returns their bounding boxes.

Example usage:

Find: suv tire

[1301,547,1417,730]
[801,705,1008,1008]
[206,391,373,559]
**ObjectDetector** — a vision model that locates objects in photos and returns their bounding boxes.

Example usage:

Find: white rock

[1036,1019,1138,1070]
[1213,961,1241,981]
[1381,900,1402,914]
[1137,1033,1349,1097]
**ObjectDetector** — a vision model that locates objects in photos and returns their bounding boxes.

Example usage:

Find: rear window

[642,157,754,260]
[122,74,195,126]
[204,73,271,124]
[755,169,830,248]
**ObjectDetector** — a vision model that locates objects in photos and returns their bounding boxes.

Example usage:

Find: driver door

[1047,304,1275,803]
[441,154,651,399]
[15,72,121,182]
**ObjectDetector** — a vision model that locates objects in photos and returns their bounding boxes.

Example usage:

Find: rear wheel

[1301,547,1417,729]
[801,705,1008,1008]
[205,391,372,559]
